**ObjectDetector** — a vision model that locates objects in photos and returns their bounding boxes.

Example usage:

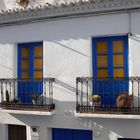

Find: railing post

[49,81,51,105]
[138,79,140,107]
[13,79,16,101]
[0,80,3,102]
[51,81,53,104]
[9,80,12,101]
[76,79,79,107]
[86,81,88,106]
[76,78,78,108]
[81,81,83,106]
[44,79,47,105]
[132,79,134,107]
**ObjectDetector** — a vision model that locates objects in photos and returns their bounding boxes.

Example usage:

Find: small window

[32,127,37,132]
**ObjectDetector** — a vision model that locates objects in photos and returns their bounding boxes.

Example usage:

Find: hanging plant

[16,0,29,8]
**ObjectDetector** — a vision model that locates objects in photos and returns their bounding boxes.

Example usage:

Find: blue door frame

[92,35,129,106]
[18,42,43,103]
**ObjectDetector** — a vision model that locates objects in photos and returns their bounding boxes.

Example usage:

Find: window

[92,35,128,78]
[18,42,43,78]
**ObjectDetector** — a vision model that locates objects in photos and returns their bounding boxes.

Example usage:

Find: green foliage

[32,93,40,104]
[90,95,101,102]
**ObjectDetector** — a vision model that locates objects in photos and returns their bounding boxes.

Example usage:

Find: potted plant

[11,98,21,104]
[32,93,40,105]
[89,95,101,107]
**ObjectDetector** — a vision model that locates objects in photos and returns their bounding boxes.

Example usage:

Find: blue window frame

[92,35,129,106]
[18,42,43,79]
[92,35,128,78]
[17,42,43,103]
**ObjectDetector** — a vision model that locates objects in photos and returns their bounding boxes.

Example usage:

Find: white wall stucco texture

[0,11,140,140]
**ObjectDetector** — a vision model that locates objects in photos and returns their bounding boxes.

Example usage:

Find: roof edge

[0,0,140,27]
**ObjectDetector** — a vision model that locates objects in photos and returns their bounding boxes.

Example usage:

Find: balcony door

[18,42,43,103]
[92,35,128,106]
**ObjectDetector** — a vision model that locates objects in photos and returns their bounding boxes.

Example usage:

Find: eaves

[0,0,140,27]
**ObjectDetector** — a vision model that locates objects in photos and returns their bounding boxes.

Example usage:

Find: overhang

[0,0,140,26]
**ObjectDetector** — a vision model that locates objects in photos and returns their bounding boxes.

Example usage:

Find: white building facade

[0,0,140,140]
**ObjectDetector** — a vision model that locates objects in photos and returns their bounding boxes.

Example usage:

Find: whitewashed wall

[129,12,140,76]
[0,12,140,140]
[0,44,17,78]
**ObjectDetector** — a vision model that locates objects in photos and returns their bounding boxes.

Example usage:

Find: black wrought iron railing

[0,78,55,112]
[76,77,140,114]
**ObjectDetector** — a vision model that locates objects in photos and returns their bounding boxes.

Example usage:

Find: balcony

[0,78,55,115]
[76,77,140,119]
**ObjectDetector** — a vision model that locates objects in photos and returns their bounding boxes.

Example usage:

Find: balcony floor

[76,106,140,119]
[0,103,55,115]
[76,106,140,114]
[75,112,140,119]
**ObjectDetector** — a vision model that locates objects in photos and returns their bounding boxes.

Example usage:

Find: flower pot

[93,101,101,107]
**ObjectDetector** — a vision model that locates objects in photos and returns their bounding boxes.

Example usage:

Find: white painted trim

[0,109,55,116]
[75,113,140,119]
[91,33,130,39]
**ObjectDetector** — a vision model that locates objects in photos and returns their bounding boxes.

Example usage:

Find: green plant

[11,98,20,104]
[90,95,101,102]
[32,93,40,104]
